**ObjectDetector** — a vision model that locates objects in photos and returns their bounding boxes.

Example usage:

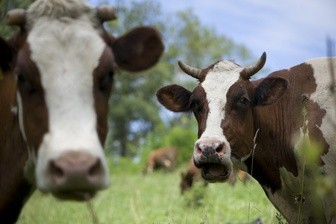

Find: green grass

[18,167,279,224]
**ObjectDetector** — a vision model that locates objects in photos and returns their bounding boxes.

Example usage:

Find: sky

[156,0,336,71]
[90,0,336,72]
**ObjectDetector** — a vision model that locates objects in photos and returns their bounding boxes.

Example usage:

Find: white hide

[195,61,242,165]
[26,1,109,191]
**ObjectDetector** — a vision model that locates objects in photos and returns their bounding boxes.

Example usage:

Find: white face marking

[197,61,242,146]
[27,14,109,189]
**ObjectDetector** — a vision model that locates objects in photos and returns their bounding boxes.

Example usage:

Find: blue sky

[90,0,336,72]
[156,0,336,71]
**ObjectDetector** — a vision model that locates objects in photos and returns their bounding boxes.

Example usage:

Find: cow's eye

[99,71,114,92]
[237,96,250,107]
[17,73,35,93]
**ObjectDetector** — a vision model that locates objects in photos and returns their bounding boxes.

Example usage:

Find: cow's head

[0,0,163,200]
[157,53,288,183]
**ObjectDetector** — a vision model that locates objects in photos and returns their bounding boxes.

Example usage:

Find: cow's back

[145,147,177,173]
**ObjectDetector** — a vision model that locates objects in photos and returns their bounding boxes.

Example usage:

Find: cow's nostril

[88,159,102,177]
[216,144,224,153]
[49,161,65,185]
[195,143,203,154]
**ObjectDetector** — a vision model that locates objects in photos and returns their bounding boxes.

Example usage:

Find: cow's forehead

[201,60,242,95]
[26,0,95,28]
[197,60,243,142]
[25,0,105,151]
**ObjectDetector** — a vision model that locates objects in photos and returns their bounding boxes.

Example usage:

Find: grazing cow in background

[180,158,249,194]
[0,0,163,222]
[180,158,203,194]
[145,147,177,174]
[157,53,336,223]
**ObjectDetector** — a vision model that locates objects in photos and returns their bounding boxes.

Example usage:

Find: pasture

[17,159,281,224]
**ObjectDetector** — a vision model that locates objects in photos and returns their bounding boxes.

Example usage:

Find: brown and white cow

[157,53,336,223]
[0,0,163,222]
[144,147,177,174]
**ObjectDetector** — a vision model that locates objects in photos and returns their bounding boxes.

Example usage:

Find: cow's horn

[96,5,117,22]
[178,60,202,80]
[6,9,26,26]
[241,52,267,79]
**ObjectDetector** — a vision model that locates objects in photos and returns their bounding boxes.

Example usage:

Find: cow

[180,158,249,194]
[180,158,203,194]
[144,147,177,174]
[0,0,163,222]
[157,53,336,223]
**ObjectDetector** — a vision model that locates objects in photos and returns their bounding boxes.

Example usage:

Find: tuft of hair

[26,0,95,29]
[211,60,241,73]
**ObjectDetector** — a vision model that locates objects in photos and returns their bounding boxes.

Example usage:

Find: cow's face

[2,1,163,200]
[157,53,287,183]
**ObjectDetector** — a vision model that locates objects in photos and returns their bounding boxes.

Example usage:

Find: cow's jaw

[26,13,109,199]
[193,61,242,182]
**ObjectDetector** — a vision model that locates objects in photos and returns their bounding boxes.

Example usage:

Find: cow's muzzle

[193,139,233,182]
[46,151,108,201]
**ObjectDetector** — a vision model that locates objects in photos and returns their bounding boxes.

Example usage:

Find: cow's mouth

[53,190,96,201]
[201,163,232,183]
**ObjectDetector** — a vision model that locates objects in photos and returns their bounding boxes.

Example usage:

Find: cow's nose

[195,140,226,158]
[48,151,104,191]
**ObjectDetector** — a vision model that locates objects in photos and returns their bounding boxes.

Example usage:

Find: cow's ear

[0,36,16,77]
[253,77,288,106]
[156,84,192,112]
[111,27,164,72]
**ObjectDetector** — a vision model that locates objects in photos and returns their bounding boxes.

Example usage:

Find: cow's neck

[245,102,327,222]
[0,75,33,223]
[244,99,298,191]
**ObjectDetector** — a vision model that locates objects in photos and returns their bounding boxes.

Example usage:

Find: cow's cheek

[22,96,48,150]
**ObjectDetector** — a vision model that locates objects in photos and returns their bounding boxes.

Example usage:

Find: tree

[101,0,253,157]
[0,0,33,38]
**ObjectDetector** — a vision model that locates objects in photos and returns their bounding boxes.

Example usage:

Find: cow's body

[157,54,336,223]
[0,0,163,222]
[145,147,177,174]
[180,158,202,193]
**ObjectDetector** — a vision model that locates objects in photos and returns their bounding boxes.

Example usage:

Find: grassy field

[17,164,280,224]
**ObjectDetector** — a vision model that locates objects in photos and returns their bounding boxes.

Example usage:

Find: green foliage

[0,0,33,38]
[139,114,197,168]
[161,119,197,165]
[100,0,253,157]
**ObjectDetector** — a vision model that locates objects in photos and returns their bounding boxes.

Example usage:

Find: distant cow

[157,53,336,223]
[145,147,177,174]
[180,158,249,194]
[180,158,202,194]
[0,0,163,222]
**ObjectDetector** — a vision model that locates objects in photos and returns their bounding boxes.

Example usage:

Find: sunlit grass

[18,167,279,224]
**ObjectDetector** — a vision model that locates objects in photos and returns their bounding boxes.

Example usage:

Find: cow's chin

[201,164,232,183]
[52,191,96,201]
